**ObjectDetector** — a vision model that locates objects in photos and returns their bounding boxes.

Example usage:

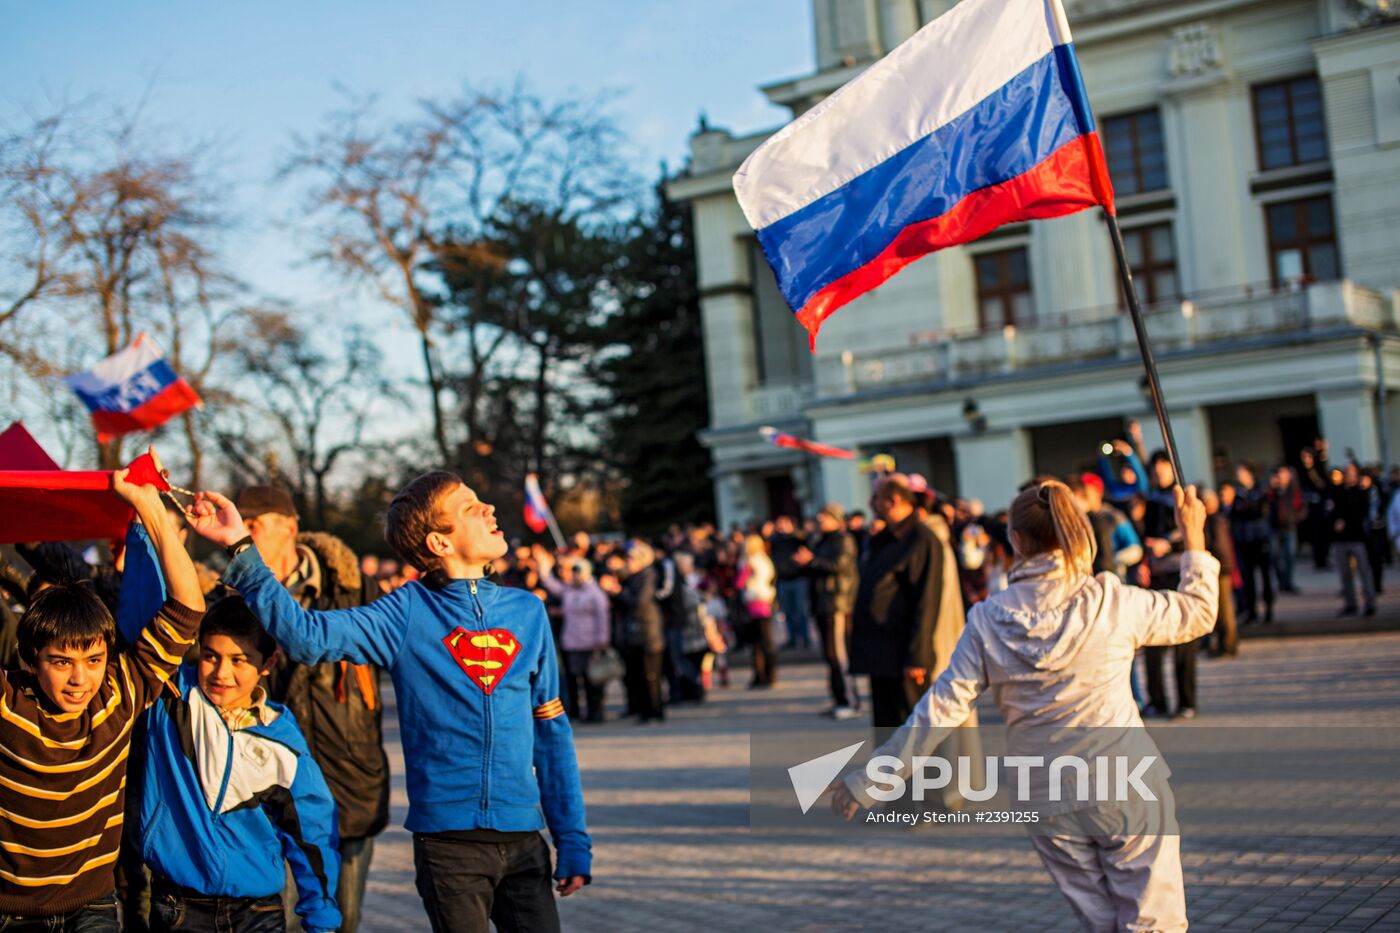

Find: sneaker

[832,706,860,721]
[1171,708,1197,721]
[1364,606,1377,618]
[1339,607,1358,618]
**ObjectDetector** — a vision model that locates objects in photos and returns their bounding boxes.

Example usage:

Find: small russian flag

[523,473,552,535]
[64,334,202,443]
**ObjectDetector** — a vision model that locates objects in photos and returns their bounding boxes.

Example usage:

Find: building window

[1121,223,1178,305]
[1103,109,1168,196]
[1266,195,1339,286]
[975,247,1032,330]
[1253,76,1327,171]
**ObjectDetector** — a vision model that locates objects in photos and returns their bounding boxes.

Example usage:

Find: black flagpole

[1103,208,1186,488]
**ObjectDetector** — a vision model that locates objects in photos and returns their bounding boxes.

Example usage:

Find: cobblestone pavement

[360,590,1400,931]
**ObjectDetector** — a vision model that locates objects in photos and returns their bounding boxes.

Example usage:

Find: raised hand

[186,490,251,548]
[112,446,166,513]
[1174,485,1206,553]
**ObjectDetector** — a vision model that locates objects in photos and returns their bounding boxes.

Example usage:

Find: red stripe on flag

[795,134,1106,348]
[92,380,201,443]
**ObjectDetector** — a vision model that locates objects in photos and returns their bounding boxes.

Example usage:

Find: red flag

[0,453,169,544]
[759,426,854,460]
[0,422,61,470]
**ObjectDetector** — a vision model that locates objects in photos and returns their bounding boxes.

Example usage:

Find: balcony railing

[814,280,1396,398]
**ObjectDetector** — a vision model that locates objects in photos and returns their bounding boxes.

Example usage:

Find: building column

[713,471,755,531]
[1135,406,1214,487]
[1317,388,1380,464]
[954,429,1033,508]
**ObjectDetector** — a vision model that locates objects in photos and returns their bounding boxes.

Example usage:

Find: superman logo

[442,628,521,695]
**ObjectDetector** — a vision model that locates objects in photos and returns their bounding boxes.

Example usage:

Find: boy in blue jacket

[138,595,341,933]
[188,472,590,933]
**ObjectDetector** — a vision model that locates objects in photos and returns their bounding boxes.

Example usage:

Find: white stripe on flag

[64,335,164,395]
[733,0,1065,231]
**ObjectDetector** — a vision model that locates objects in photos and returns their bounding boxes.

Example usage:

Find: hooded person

[833,480,1218,933]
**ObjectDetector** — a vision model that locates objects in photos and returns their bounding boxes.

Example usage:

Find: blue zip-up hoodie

[223,549,592,880]
[140,668,342,933]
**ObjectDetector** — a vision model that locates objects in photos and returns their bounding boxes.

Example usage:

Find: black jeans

[816,611,857,709]
[1145,642,1198,713]
[0,894,119,932]
[149,883,283,933]
[868,674,920,728]
[1235,539,1273,617]
[745,616,777,686]
[623,648,665,721]
[563,650,605,721]
[413,832,559,933]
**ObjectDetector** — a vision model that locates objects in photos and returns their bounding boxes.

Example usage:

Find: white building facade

[670,0,1400,526]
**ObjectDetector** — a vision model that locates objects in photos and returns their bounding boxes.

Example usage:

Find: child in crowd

[0,450,206,930]
[137,596,341,933]
[833,481,1217,932]
[188,471,590,933]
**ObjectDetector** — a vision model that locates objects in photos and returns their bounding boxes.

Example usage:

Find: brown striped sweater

[0,598,202,916]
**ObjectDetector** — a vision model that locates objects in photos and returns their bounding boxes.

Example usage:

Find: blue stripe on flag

[755,49,1085,314]
[71,359,179,415]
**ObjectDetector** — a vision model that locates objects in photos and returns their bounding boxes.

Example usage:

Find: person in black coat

[797,503,860,717]
[614,541,666,723]
[849,475,942,728]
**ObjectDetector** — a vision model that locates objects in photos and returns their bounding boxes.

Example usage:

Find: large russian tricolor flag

[64,334,202,442]
[734,0,1114,347]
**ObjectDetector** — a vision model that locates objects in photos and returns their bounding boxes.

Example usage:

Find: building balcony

[748,382,816,422]
[813,280,1398,398]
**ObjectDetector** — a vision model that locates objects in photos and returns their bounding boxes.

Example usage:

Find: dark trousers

[816,611,857,709]
[412,832,559,933]
[564,650,604,722]
[1235,539,1273,618]
[624,648,664,721]
[0,894,119,932]
[868,674,920,728]
[1145,642,1198,714]
[745,616,777,686]
[1212,575,1237,657]
[150,881,283,933]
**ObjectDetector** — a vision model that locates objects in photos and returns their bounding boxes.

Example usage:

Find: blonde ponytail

[1009,480,1097,578]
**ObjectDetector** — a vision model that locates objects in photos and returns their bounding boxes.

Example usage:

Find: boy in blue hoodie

[187,472,590,933]
[138,595,341,933]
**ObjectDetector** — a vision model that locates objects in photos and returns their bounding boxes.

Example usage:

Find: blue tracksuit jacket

[139,668,342,932]
[223,549,592,880]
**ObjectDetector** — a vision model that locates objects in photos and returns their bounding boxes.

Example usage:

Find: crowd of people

[482,422,1400,729]
[1,430,1396,932]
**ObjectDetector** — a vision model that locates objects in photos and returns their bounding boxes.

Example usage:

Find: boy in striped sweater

[0,449,206,929]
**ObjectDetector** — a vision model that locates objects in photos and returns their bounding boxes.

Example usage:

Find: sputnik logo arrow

[787,741,865,814]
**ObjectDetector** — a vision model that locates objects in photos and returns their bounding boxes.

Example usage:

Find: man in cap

[236,486,389,933]
[796,503,860,718]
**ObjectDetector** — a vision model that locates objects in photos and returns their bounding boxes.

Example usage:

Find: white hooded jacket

[848,549,1220,813]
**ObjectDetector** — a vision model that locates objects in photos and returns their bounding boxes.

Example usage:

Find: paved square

[359,608,1400,931]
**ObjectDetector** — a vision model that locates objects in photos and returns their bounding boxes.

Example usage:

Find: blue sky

[3,0,811,314]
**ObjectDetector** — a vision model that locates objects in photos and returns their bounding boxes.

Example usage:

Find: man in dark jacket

[613,541,666,723]
[1330,464,1377,617]
[849,475,942,728]
[796,503,859,718]
[237,486,389,933]
[770,516,811,650]
[1230,463,1274,624]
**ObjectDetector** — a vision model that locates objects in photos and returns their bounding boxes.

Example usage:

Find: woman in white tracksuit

[833,479,1217,933]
